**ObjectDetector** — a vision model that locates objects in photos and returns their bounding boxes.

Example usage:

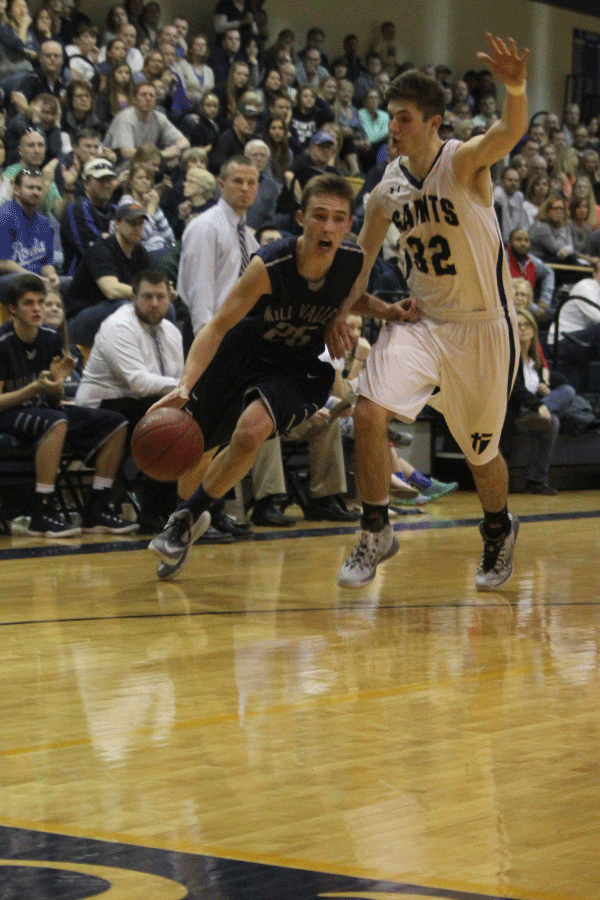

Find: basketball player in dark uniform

[149,173,417,579]
[0,274,138,537]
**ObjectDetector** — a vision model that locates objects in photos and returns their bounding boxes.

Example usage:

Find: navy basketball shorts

[0,405,126,463]
[184,330,335,452]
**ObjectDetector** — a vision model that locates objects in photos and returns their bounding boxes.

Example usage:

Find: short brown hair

[386,69,445,121]
[132,267,169,294]
[300,173,355,215]
[219,155,257,180]
[5,273,46,307]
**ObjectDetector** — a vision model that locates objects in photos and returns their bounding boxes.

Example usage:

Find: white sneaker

[475,514,519,591]
[149,509,210,580]
[337,524,399,588]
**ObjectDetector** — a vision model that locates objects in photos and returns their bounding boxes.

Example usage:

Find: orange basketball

[131,408,204,482]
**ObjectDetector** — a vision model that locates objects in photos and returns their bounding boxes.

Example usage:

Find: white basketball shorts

[357,312,518,466]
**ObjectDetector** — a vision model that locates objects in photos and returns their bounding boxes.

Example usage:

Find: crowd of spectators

[2,2,600,532]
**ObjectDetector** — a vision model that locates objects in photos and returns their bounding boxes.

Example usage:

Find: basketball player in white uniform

[330,34,531,590]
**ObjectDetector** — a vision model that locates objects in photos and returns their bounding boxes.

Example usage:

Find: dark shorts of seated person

[0,405,126,463]
[184,329,335,452]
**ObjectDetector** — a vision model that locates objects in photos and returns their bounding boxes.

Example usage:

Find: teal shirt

[358,108,389,145]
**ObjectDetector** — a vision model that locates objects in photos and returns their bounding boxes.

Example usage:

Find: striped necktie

[237,218,250,275]
[151,327,166,376]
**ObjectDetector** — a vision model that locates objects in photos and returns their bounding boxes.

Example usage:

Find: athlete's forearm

[179,321,224,394]
[497,86,529,150]
[353,292,396,318]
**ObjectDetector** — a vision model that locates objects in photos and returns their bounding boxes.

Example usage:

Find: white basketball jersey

[379,139,513,323]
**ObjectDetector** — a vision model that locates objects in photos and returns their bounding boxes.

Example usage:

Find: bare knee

[231,412,273,456]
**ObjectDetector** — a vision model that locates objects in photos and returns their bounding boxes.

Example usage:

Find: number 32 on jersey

[406,235,456,276]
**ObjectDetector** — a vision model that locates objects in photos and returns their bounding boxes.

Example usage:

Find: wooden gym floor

[0,488,599,900]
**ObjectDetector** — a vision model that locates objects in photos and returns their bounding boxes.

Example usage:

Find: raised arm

[452,34,530,190]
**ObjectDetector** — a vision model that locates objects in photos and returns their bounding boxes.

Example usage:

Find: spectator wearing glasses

[503,308,576,495]
[298,26,329,71]
[11,39,66,114]
[528,195,580,266]
[295,47,329,91]
[61,79,104,142]
[352,51,383,107]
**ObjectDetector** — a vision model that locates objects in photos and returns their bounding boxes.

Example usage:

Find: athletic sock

[408,470,432,490]
[179,485,220,519]
[361,500,390,533]
[482,506,511,540]
[33,487,55,512]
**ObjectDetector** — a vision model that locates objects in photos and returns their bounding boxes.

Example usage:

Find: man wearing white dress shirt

[177,155,260,336]
[177,154,268,534]
[75,268,184,531]
[75,269,184,411]
[548,261,600,391]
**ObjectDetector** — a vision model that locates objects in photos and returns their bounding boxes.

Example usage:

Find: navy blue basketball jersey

[235,236,364,364]
[0,322,62,405]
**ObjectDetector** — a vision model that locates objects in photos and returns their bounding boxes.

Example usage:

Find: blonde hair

[571,175,599,227]
[511,277,533,307]
[181,146,207,171]
[517,307,542,368]
[185,167,216,201]
[557,145,579,180]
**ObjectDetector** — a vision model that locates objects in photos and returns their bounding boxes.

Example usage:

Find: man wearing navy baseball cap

[66,200,152,346]
[280,127,338,233]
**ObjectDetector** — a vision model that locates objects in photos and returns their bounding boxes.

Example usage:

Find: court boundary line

[1,598,600,628]
[1,507,599,563]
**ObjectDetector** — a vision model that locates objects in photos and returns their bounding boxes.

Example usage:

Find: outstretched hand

[476,33,530,89]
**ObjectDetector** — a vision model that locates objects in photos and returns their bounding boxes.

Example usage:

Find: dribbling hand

[149,385,189,414]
